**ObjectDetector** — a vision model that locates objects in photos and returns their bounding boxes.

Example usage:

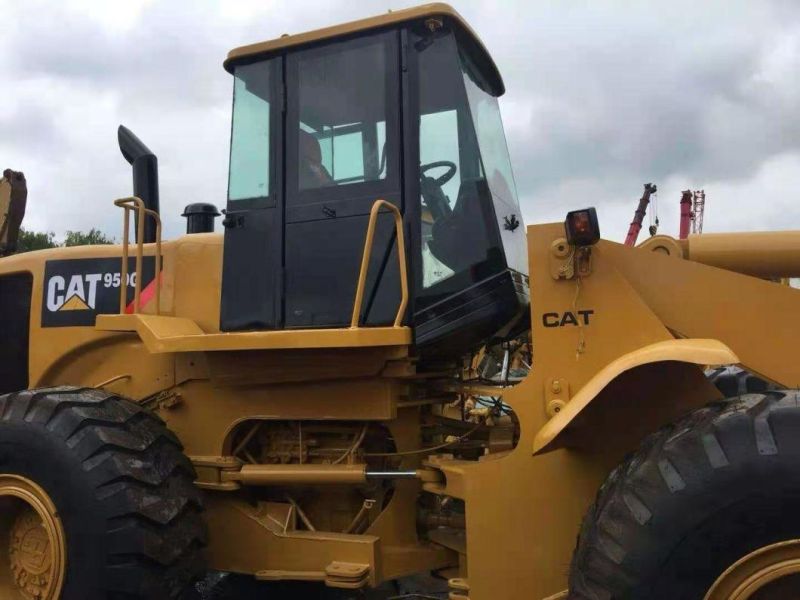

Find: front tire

[569,391,800,599]
[0,387,207,599]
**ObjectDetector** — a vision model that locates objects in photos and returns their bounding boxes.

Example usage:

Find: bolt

[547,399,566,418]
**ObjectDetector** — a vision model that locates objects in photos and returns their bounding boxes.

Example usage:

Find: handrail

[114,196,162,315]
[351,200,409,328]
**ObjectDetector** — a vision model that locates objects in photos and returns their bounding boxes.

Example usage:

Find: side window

[420,111,461,205]
[319,127,365,184]
[228,61,274,202]
[419,110,460,288]
[300,122,385,189]
[291,33,396,199]
[0,273,31,394]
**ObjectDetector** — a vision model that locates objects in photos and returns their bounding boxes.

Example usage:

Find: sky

[1,0,799,243]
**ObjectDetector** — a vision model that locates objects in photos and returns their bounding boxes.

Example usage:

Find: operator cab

[221,4,528,357]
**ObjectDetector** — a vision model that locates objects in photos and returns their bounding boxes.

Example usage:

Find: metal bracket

[549,238,593,280]
[449,577,470,600]
[544,377,570,418]
[325,561,371,589]
[190,455,241,491]
[549,238,574,280]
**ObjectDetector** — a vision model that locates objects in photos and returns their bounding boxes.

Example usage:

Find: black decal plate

[42,257,156,327]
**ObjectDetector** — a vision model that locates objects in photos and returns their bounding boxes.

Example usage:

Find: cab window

[228,60,276,203]
[289,32,398,204]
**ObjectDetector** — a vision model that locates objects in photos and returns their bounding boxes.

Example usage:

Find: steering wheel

[420,161,457,221]
[420,161,457,187]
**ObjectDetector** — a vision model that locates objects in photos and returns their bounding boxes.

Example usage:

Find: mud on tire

[0,387,207,599]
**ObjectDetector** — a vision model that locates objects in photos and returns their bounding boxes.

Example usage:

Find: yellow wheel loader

[2,4,800,599]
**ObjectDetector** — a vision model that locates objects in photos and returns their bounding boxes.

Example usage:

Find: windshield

[417,30,524,301]
[460,48,526,275]
[460,52,519,208]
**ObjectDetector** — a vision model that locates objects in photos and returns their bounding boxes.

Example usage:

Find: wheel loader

[2,4,800,599]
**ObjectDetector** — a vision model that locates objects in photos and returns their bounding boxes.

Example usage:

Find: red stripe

[125,272,162,314]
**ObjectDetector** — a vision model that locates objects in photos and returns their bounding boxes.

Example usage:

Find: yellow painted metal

[704,540,800,599]
[0,474,66,600]
[602,238,800,387]
[686,231,800,278]
[95,313,412,352]
[639,231,800,278]
[533,338,739,453]
[222,464,367,485]
[223,2,503,94]
[351,200,409,328]
[204,494,382,586]
[636,233,684,257]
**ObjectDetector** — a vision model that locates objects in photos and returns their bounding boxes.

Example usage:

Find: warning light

[565,208,600,247]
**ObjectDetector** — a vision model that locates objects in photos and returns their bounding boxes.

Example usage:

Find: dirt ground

[194,572,450,599]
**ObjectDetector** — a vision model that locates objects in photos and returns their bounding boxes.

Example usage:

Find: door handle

[222,213,245,229]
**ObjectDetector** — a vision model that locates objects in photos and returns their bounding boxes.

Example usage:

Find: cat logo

[42,257,156,328]
[59,295,91,311]
[542,309,595,328]
[46,274,101,312]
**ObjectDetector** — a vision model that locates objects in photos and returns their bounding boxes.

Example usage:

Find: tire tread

[0,386,205,599]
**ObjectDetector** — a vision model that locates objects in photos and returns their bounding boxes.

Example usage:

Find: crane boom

[679,189,693,239]
[624,183,657,246]
[692,189,705,234]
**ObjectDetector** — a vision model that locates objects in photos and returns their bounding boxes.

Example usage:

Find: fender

[533,338,739,454]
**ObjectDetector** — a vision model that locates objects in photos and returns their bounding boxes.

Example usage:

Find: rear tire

[569,391,800,599]
[0,387,207,599]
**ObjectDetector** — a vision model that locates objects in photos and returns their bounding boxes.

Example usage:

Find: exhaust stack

[118,125,160,244]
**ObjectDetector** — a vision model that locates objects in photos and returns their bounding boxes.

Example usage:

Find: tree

[64,228,114,247]
[16,229,58,252]
[13,228,114,253]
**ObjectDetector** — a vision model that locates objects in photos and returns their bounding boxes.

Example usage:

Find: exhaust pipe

[118,125,160,244]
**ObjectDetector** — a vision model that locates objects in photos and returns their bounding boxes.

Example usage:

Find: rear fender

[533,338,739,454]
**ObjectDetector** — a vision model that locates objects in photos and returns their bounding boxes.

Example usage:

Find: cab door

[283,31,402,328]
[220,58,283,331]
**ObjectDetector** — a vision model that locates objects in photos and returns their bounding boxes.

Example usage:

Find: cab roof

[224,3,505,95]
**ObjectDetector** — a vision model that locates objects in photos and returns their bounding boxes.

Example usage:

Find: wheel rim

[0,474,66,600]
[705,540,800,599]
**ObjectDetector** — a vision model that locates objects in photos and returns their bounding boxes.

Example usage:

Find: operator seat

[298,130,334,189]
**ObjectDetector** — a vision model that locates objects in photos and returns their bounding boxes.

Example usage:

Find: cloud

[527,151,800,242]
[0,0,798,245]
